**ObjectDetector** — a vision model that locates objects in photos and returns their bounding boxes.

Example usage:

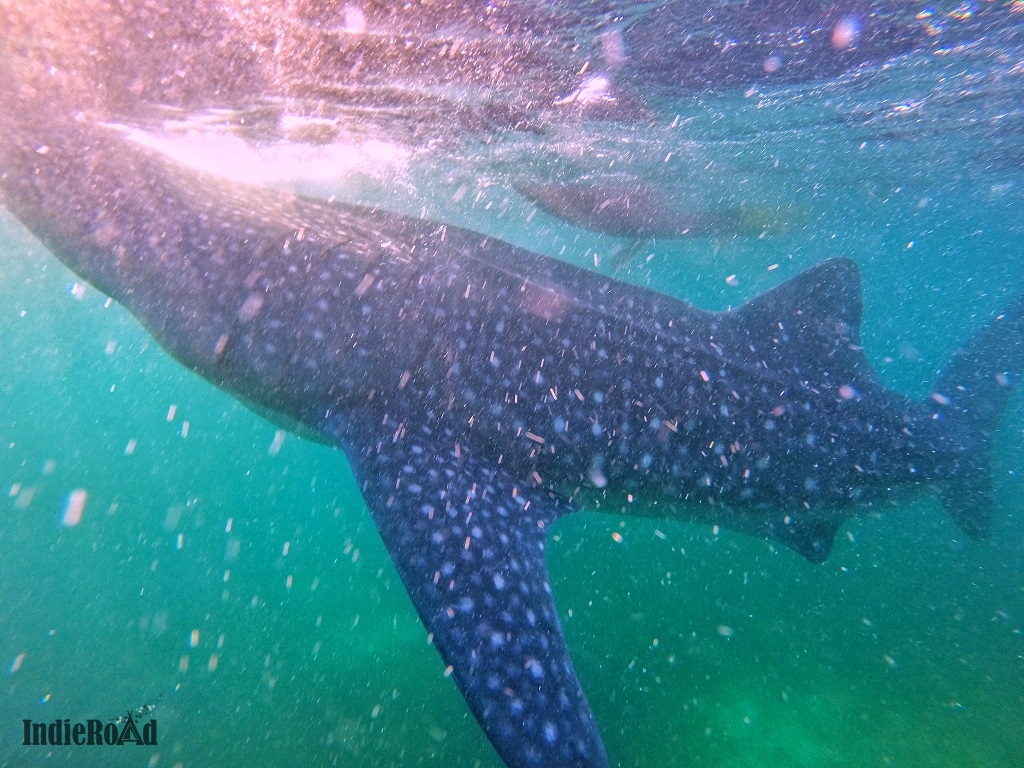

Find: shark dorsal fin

[729,258,875,392]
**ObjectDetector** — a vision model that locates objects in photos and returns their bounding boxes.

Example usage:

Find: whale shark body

[1,2,1021,767]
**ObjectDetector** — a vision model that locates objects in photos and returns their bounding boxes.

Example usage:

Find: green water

[2,32,1024,768]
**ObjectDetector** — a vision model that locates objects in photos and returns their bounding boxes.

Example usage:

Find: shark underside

[1,2,1022,768]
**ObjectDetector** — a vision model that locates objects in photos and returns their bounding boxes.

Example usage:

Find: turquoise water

[2,15,1024,768]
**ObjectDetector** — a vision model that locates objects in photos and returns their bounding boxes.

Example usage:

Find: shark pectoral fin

[343,424,608,768]
[609,239,650,272]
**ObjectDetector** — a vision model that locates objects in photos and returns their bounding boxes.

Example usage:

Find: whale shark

[1,2,1022,767]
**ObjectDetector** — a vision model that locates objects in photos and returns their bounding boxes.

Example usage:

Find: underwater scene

[1,1,1023,767]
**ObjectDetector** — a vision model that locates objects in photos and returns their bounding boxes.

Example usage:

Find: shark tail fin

[930,293,1024,538]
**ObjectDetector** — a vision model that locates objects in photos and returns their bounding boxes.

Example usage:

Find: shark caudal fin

[930,293,1024,538]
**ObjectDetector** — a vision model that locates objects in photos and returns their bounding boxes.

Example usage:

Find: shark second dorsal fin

[341,417,608,768]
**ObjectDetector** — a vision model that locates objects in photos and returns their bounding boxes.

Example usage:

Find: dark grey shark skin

[4,102,1023,768]
[514,178,742,239]
[2,3,1023,768]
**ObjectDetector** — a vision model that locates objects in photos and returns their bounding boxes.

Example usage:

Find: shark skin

[3,103,1023,768]
[514,178,743,239]
[2,3,1023,768]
